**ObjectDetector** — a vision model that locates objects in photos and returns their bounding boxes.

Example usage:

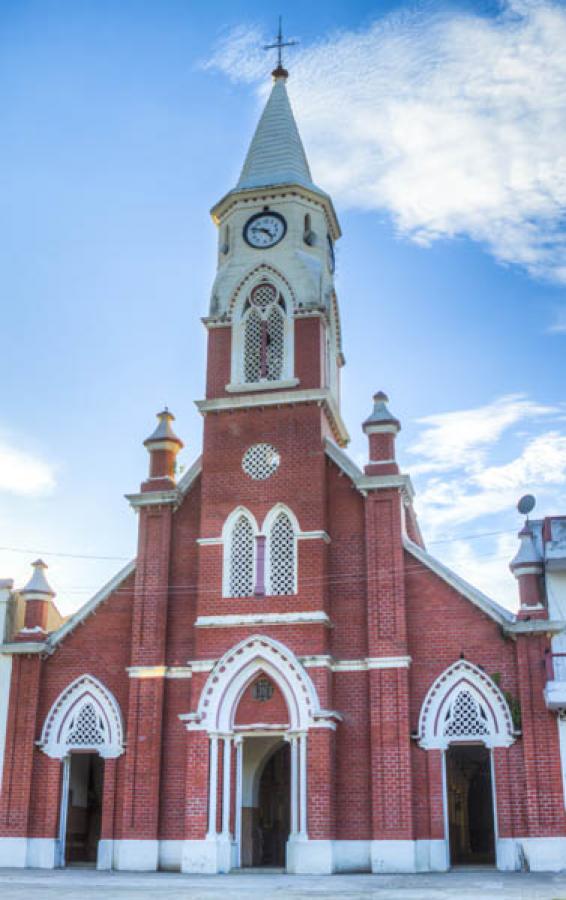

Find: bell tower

[201,62,347,441]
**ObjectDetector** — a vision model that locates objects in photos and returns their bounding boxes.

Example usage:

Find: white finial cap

[22,559,55,599]
[510,525,543,574]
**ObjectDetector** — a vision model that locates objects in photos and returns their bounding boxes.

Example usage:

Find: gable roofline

[46,559,137,651]
[324,438,363,483]
[403,537,515,625]
[177,455,202,498]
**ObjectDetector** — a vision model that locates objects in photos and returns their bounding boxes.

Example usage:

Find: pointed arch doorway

[239,736,290,868]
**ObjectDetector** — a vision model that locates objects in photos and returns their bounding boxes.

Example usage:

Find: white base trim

[286,837,334,874]
[371,839,416,873]
[332,840,370,873]
[181,836,232,874]
[113,839,159,871]
[159,840,183,872]
[497,837,566,872]
[0,838,57,869]
[96,839,113,871]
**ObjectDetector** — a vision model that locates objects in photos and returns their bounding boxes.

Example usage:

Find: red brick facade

[0,69,565,877]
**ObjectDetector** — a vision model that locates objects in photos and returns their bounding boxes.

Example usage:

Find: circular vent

[242,443,280,480]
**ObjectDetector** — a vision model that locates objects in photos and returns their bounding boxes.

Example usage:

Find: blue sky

[1,0,565,614]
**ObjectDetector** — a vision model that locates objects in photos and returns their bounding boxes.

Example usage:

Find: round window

[242,444,280,480]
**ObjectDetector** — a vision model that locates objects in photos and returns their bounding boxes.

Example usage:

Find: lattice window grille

[266,306,284,381]
[444,690,490,738]
[66,702,105,747]
[252,678,274,702]
[269,512,295,596]
[229,516,255,597]
[242,444,280,480]
[251,282,277,310]
[244,309,262,383]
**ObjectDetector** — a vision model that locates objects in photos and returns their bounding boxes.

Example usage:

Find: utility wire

[0,527,518,562]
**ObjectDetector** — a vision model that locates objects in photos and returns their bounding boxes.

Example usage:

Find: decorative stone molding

[39,674,125,759]
[180,634,334,733]
[417,660,515,750]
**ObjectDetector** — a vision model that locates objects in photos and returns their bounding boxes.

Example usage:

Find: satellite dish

[517,494,536,516]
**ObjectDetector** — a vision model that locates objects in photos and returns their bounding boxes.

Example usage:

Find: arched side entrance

[418,661,515,869]
[39,675,125,869]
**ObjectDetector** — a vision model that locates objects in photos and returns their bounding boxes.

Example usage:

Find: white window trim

[417,659,515,750]
[263,504,299,596]
[230,274,295,388]
[222,507,259,599]
[39,674,124,759]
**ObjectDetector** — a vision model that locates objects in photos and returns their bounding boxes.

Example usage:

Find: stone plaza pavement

[1,869,566,900]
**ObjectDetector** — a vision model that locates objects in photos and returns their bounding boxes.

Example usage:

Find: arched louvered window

[242,282,286,384]
[443,689,490,739]
[229,514,255,597]
[67,702,106,747]
[268,511,296,595]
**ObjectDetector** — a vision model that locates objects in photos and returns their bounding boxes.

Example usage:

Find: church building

[1,60,566,876]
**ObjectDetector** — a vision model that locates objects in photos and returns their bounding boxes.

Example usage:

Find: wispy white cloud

[0,439,55,496]
[206,1,566,283]
[406,394,566,606]
[409,395,566,532]
[408,393,556,475]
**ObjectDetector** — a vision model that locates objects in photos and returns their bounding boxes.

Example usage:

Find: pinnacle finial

[264,16,297,79]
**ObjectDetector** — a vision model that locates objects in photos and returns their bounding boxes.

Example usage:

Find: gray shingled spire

[236,73,317,192]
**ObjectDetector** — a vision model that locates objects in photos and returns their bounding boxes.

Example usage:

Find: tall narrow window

[268,511,295,595]
[242,282,286,384]
[229,515,255,597]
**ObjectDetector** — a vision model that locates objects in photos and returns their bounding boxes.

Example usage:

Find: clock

[327,233,335,273]
[244,211,287,249]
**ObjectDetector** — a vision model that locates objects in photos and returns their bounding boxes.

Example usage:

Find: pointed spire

[236,76,317,193]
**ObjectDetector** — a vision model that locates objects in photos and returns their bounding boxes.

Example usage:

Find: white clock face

[244,212,286,249]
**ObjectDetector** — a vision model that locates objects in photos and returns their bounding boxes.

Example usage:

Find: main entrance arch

[180,635,339,874]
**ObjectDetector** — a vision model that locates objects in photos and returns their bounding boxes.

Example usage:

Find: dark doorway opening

[65,753,104,865]
[447,745,495,866]
[253,742,290,867]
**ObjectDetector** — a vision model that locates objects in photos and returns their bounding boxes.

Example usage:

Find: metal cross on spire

[264,16,297,76]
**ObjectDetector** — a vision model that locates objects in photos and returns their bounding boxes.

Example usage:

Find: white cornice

[127,665,193,679]
[125,490,179,510]
[0,641,51,655]
[210,183,341,241]
[357,473,415,499]
[198,530,329,546]
[225,377,300,394]
[177,456,202,498]
[505,619,565,635]
[196,388,350,448]
[194,611,331,629]
[324,438,414,499]
[300,655,411,671]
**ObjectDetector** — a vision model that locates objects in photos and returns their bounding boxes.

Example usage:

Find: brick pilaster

[0,655,41,837]
[307,728,336,840]
[515,635,566,836]
[364,487,413,841]
[121,501,173,843]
